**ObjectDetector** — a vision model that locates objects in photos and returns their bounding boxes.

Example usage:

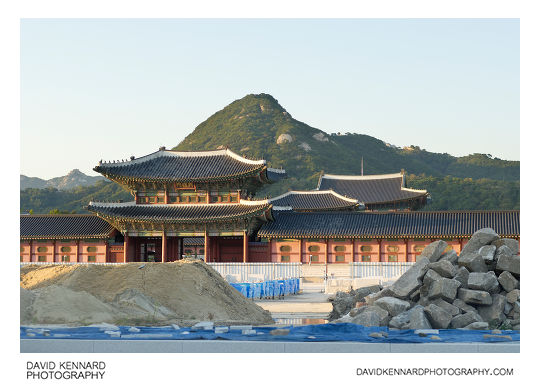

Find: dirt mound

[20,259,273,326]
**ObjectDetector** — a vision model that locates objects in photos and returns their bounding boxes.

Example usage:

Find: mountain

[173,93,519,198]
[20,94,519,214]
[20,169,106,191]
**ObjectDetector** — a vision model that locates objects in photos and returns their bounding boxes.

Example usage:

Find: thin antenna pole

[361,157,364,176]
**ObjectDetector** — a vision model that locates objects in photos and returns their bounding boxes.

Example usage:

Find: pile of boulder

[330,228,520,330]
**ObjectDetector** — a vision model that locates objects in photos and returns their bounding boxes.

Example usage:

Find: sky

[20,18,520,179]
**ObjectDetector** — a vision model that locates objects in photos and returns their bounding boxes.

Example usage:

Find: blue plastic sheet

[20,323,520,343]
[230,278,299,299]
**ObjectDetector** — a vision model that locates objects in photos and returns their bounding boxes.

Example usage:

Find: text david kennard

[27,361,106,380]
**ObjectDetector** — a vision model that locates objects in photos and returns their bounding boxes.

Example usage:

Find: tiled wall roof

[258,210,519,238]
[20,214,115,239]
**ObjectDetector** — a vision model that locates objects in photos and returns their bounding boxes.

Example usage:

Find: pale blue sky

[21,19,519,179]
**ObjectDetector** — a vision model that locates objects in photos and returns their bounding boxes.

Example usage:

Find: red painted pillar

[29,240,34,262]
[162,231,167,263]
[243,231,248,263]
[204,231,209,263]
[405,238,409,262]
[377,239,382,262]
[123,234,129,263]
[325,239,329,265]
[75,240,79,263]
[52,240,56,263]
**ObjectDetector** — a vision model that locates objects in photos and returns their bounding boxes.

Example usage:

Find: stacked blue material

[230,278,300,299]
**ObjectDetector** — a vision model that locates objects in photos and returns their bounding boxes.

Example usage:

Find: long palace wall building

[20,148,519,264]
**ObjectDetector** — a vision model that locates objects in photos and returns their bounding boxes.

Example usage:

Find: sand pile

[20,259,273,326]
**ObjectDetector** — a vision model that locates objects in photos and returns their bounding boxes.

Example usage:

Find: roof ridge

[321,172,403,181]
[97,148,267,168]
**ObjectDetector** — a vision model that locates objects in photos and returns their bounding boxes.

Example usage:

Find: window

[387,246,399,252]
[413,245,424,253]
[360,246,372,252]
[62,255,70,262]
[88,256,96,262]
[38,256,46,262]
[230,194,238,202]
[20,246,25,252]
[279,245,292,252]
[361,255,371,262]
[148,197,156,203]
[280,255,290,262]
[387,255,398,262]
[334,246,346,252]
[308,245,320,252]
[199,249,204,254]
[185,249,193,254]
[61,246,71,252]
[37,246,48,253]
[20,256,23,262]
[310,255,319,262]
[211,196,219,203]
[87,246,98,252]
[157,197,164,203]
[335,255,345,262]
[220,195,229,202]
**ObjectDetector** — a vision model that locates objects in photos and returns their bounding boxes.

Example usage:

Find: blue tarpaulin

[20,323,520,344]
[230,278,299,299]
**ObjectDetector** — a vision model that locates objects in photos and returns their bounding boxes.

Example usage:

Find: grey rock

[491,238,519,255]
[350,310,381,327]
[388,310,412,329]
[428,260,457,278]
[509,317,520,326]
[453,266,470,287]
[428,278,461,302]
[369,332,385,338]
[498,271,518,292]
[430,335,442,340]
[477,293,507,325]
[494,245,513,262]
[387,257,430,299]
[503,302,512,315]
[349,305,390,327]
[513,301,520,314]
[453,298,476,313]
[450,311,483,328]
[418,240,448,262]
[424,304,452,329]
[432,298,460,316]
[506,289,520,304]
[364,287,393,305]
[464,321,489,330]
[416,296,430,307]
[496,254,520,276]
[423,269,442,286]
[478,245,496,262]
[419,283,431,298]
[440,249,458,264]
[374,297,411,317]
[388,306,425,329]
[351,285,382,302]
[458,288,492,305]
[467,272,499,292]
[512,324,520,330]
[409,288,421,302]
[405,306,432,329]
[460,228,500,255]
[458,252,488,273]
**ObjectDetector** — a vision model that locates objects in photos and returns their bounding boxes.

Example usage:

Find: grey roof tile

[258,210,520,238]
[20,215,115,239]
